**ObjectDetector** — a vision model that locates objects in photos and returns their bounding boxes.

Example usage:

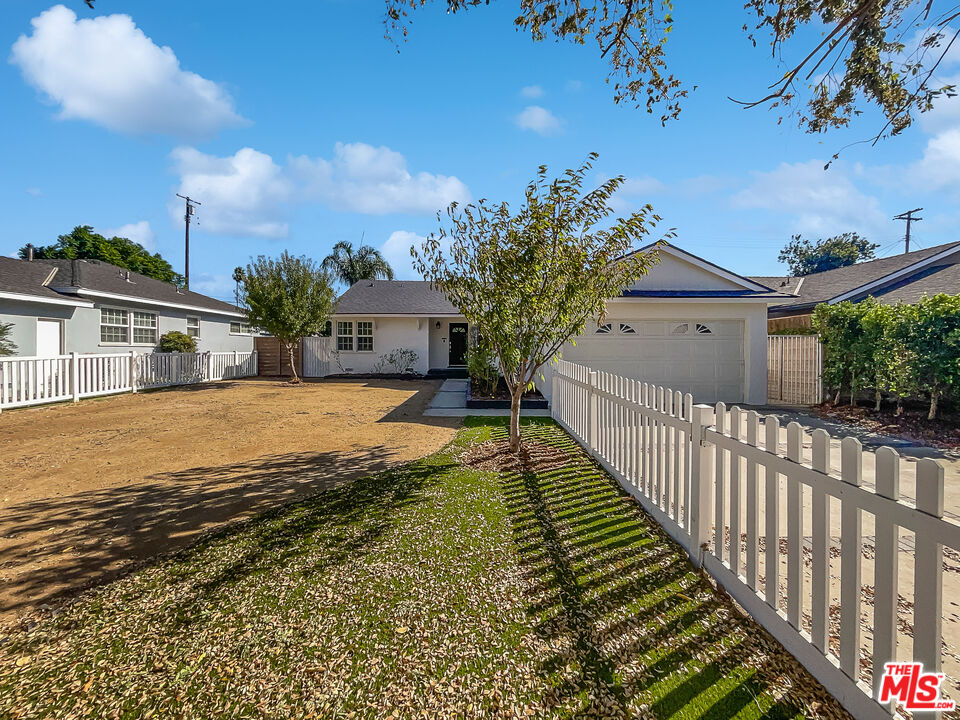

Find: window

[696,323,712,334]
[337,321,354,351]
[186,316,200,338]
[357,321,374,352]
[671,323,689,335]
[132,312,158,344]
[230,321,251,335]
[594,323,613,334]
[619,323,636,335]
[100,308,128,344]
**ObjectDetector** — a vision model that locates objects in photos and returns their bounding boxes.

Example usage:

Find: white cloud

[732,160,886,236]
[514,105,562,136]
[620,176,665,195]
[99,220,156,252]
[289,142,470,215]
[565,79,583,92]
[190,272,236,302]
[379,230,427,280]
[10,5,244,139]
[171,146,293,238]
[170,143,470,238]
[910,128,960,192]
[520,85,544,98]
[25,187,42,197]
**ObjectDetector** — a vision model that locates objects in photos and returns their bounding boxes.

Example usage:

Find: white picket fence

[0,350,257,411]
[551,359,953,720]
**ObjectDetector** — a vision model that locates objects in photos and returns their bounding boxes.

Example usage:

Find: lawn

[0,419,843,719]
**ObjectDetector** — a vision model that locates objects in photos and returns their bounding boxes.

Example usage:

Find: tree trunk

[509,387,523,453]
[874,388,882,412]
[833,388,841,405]
[928,387,939,421]
[286,342,301,384]
[895,395,903,416]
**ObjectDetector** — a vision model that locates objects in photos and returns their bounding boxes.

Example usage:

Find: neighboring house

[332,243,790,404]
[0,256,254,357]
[751,241,960,332]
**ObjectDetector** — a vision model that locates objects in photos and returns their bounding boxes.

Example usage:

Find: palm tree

[321,239,394,287]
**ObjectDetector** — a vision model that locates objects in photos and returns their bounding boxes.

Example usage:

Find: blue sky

[1,1,958,302]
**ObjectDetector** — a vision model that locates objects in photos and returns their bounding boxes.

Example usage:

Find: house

[332,243,790,405]
[0,256,254,357]
[751,241,960,332]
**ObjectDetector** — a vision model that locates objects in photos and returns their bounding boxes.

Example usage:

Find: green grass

[0,419,832,719]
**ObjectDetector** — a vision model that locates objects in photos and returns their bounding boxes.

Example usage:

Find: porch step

[427,368,469,379]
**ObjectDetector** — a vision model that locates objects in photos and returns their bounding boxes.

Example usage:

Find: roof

[335,280,459,315]
[752,242,960,314]
[0,257,242,316]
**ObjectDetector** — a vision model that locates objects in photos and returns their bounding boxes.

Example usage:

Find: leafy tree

[321,240,395,287]
[241,252,335,383]
[862,302,916,414]
[158,331,197,353]
[413,154,664,453]
[901,294,960,420]
[778,233,878,276]
[21,226,184,285]
[386,0,959,141]
[0,322,17,356]
[812,300,876,405]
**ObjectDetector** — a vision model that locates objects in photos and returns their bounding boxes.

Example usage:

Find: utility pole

[176,194,201,289]
[893,207,922,254]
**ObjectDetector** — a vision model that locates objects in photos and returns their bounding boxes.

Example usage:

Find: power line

[893,207,922,253]
[175,194,201,289]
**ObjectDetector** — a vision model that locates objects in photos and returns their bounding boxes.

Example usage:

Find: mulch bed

[468,377,544,402]
[813,403,960,450]
[460,439,571,473]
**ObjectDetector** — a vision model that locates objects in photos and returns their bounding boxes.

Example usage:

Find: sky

[1,1,959,303]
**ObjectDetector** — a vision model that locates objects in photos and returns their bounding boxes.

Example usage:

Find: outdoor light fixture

[435,321,441,329]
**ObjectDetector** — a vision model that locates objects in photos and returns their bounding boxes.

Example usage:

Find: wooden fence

[551,359,952,720]
[768,334,823,405]
[0,351,257,411]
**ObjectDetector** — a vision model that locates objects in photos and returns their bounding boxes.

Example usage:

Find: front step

[427,367,469,379]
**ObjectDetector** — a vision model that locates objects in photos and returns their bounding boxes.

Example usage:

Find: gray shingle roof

[751,242,960,313]
[0,256,78,302]
[335,280,459,315]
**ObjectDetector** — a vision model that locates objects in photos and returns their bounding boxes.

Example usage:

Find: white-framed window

[337,321,354,351]
[132,312,158,344]
[696,323,712,334]
[100,308,128,344]
[186,316,200,338]
[595,323,613,334]
[357,321,374,352]
[619,323,636,335]
[230,321,251,335]
[671,322,690,335]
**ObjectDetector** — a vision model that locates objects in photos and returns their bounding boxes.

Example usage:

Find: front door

[36,319,62,357]
[448,323,468,366]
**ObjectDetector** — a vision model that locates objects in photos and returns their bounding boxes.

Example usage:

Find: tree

[232,266,245,307]
[901,294,960,420]
[21,226,184,285]
[0,322,16,356]
[241,252,335,384]
[778,233,878,276]
[386,0,959,142]
[413,154,664,453]
[321,240,395,287]
[812,300,876,405]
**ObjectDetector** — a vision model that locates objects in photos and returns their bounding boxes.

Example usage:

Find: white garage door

[567,319,744,404]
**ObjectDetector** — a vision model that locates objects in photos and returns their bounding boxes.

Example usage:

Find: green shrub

[372,347,419,374]
[467,344,499,397]
[158,331,197,353]
[0,321,16,356]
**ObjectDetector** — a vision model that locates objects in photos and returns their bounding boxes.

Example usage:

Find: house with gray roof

[0,256,253,357]
[751,241,960,331]
[332,242,791,405]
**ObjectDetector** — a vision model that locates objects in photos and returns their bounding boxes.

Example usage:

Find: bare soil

[0,377,459,625]
[813,402,960,449]
[460,439,571,473]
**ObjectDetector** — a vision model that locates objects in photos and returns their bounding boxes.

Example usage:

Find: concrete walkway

[424,378,551,418]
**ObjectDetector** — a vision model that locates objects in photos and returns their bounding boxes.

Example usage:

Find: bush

[0,321,16,356]
[467,344,499,397]
[372,348,419,374]
[158,331,197,353]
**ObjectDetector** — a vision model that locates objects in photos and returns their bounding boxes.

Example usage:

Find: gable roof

[335,280,459,316]
[752,241,960,314]
[0,256,93,307]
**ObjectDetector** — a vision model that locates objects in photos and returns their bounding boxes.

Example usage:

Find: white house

[332,243,790,405]
[0,257,254,357]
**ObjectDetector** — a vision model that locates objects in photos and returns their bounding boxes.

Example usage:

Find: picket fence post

[204,351,212,382]
[689,404,715,566]
[587,371,599,456]
[129,351,138,394]
[71,352,80,402]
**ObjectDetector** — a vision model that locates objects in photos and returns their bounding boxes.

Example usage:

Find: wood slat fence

[0,350,257,411]
[768,334,823,405]
[551,359,952,720]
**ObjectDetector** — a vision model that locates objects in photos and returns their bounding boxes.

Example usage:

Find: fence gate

[302,337,332,378]
[768,334,822,405]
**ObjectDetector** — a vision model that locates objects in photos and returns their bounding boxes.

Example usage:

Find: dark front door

[448,323,468,366]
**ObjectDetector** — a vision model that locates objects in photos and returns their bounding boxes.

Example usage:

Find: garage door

[565,319,744,404]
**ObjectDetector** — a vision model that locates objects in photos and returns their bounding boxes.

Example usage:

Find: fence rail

[552,359,952,720]
[0,350,257,411]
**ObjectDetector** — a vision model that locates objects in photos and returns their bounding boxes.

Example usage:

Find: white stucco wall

[0,298,253,356]
[331,316,430,374]
[627,252,744,292]
[428,316,468,369]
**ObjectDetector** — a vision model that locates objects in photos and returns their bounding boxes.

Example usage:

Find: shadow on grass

[471,416,811,720]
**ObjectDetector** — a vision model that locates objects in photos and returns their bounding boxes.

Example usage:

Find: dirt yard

[0,378,459,625]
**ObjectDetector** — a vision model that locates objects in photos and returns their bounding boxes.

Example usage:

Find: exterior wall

[331,316,430,374]
[537,300,769,406]
[0,297,252,356]
[428,316,468,369]
[626,253,744,292]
